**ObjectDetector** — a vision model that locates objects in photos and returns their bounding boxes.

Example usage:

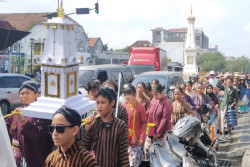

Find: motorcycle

[151,116,217,167]
[150,140,180,167]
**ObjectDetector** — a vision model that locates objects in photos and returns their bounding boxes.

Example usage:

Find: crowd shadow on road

[217,112,250,167]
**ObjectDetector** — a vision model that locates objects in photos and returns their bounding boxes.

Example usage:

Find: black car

[79,64,134,96]
[130,71,184,99]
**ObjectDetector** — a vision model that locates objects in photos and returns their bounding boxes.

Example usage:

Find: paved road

[217,111,250,167]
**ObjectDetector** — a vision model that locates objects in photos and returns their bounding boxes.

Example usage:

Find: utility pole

[18,42,21,74]
[30,38,34,76]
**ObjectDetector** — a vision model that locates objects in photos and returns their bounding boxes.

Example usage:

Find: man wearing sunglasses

[45,106,98,167]
[81,87,129,167]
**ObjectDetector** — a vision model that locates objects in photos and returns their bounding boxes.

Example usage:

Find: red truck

[121,47,168,76]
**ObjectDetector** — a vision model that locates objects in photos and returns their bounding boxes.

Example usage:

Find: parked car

[79,64,134,97]
[129,71,184,100]
[0,73,33,115]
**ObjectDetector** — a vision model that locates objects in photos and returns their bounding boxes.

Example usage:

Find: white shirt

[209,77,219,87]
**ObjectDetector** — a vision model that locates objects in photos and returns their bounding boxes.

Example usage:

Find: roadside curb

[217,112,250,166]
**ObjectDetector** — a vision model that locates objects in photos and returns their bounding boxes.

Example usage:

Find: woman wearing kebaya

[186,81,196,98]
[180,83,196,111]
[192,83,214,130]
[206,84,220,149]
[217,78,238,141]
[141,84,173,164]
[123,84,147,167]
[171,87,194,125]
[136,82,150,111]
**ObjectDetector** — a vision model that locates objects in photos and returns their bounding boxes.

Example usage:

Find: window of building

[155,31,161,35]
[13,44,18,52]
[9,43,18,52]
[34,43,44,55]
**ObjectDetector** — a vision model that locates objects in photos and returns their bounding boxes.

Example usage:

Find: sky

[1,0,250,58]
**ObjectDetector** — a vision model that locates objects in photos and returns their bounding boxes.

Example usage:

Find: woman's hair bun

[162,84,166,90]
[153,83,165,93]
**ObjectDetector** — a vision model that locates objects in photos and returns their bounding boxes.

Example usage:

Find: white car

[0,73,32,115]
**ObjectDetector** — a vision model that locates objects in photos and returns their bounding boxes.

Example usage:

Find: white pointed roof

[40,4,78,66]
[185,6,196,49]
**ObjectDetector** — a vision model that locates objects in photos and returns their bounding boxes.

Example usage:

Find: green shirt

[217,84,238,110]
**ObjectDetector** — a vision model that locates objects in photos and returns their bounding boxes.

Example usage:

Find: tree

[102,43,108,51]
[226,56,250,72]
[200,52,226,71]
[115,46,130,53]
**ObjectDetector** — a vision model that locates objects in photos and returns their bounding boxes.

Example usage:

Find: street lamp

[17,41,21,74]
[30,38,34,76]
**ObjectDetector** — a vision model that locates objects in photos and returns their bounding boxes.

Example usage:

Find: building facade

[151,27,209,49]
[159,38,185,66]
[88,37,103,54]
[151,27,169,46]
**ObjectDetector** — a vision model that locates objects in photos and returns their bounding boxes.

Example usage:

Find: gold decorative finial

[58,3,64,18]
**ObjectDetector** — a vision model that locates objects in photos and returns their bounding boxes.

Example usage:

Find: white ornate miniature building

[22,4,96,119]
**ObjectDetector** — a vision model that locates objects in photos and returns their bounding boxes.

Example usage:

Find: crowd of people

[2,71,250,167]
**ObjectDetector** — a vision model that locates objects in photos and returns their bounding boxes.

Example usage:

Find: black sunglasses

[48,125,74,134]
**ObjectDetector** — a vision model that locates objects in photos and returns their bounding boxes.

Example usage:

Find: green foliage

[200,52,250,72]
[10,55,25,73]
[102,43,108,51]
[200,52,226,71]
[115,46,130,53]
[225,56,250,72]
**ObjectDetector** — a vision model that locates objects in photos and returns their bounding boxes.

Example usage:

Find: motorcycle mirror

[210,140,216,147]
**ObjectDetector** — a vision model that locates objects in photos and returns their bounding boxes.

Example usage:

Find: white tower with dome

[183,6,198,80]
